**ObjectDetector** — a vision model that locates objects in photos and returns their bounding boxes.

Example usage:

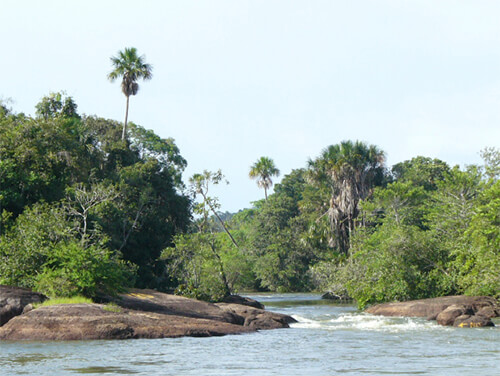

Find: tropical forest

[0,49,498,311]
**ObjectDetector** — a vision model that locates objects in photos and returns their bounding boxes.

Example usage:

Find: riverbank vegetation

[0,94,498,307]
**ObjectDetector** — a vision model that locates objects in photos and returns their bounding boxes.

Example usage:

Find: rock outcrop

[365,296,499,327]
[0,287,294,340]
[0,285,47,326]
[216,303,297,329]
[0,303,254,340]
[110,289,244,325]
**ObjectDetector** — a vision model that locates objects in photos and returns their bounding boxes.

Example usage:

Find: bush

[34,242,135,298]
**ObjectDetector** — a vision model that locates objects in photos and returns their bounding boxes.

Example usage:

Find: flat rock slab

[365,296,499,327]
[0,285,47,326]
[0,304,254,340]
[110,289,243,325]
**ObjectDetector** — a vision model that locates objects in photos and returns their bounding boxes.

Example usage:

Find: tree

[480,147,500,181]
[307,140,385,254]
[391,156,450,191]
[249,157,280,200]
[108,47,153,141]
[35,92,79,120]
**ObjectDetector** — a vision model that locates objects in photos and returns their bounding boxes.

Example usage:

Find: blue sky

[3,1,500,212]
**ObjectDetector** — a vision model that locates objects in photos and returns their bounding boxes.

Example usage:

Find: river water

[1,293,498,375]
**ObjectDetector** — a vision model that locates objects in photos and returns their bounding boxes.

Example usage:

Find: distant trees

[108,47,153,141]
[249,156,280,200]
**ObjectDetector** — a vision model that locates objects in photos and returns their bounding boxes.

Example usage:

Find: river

[1,293,498,375]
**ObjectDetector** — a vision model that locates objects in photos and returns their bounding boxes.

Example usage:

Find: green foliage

[0,97,190,295]
[103,302,122,312]
[34,296,93,308]
[34,241,133,298]
[162,232,253,301]
[35,92,80,120]
[480,147,500,181]
[307,140,386,254]
[340,224,451,308]
[391,156,450,191]
[319,161,499,308]
[452,180,500,296]
[0,202,134,298]
[249,156,280,200]
[108,47,153,140]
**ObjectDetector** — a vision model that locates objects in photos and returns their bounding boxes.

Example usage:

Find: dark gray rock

[0,285,46,326]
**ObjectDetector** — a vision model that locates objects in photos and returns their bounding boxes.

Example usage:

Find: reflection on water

[1,293,499,376]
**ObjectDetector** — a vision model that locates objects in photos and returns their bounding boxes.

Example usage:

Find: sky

[2,0,500,212]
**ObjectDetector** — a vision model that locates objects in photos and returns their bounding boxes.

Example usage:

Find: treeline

[1,95,498,307]
[167,143,499,307]
[0,93,190,297]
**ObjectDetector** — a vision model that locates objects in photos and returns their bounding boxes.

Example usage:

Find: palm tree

[308,140,385,254]
[249,157,280,200]
[108,47,153,141]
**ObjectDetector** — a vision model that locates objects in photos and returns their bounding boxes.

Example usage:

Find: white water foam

[290,315,324,329]
[291,313,448,333]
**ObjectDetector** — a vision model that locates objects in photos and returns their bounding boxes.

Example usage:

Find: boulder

[216,302,297,330]
[0,285,47,326]
[365,296,498,319]
[436,304,474,326]
[365,296,499,327]
[453,314,494,328]
[221,294,265,309]
[0,303,255,340]
[321,292,352,301]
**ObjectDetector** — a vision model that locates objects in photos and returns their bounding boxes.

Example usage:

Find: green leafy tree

[480,147,500,181]
[35,91,79,120]
[459,180,500,296]
[162,170,251,301]
[307,140,385,254]
[0,202,133,298]
[249,156,280,200]
[391,156,450,191]
[108,47,153,141]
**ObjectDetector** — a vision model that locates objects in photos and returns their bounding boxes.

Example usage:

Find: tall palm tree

[308,140,385,254]
[108,47,153,141]
[249,157,280,200]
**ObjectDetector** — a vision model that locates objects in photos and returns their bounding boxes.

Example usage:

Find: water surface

[1,293,498,375]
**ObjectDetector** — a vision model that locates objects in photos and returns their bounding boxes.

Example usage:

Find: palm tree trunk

[122,95,130,141]
[264,187,268,201]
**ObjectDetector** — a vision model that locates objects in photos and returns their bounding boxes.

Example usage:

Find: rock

[476,306,500,319]
[221,294,265,309]
[321,292,352,301]
[365,296,498,319]
[0,303,255,340]
[436,304,474,326]
[453,315,494,328]
[216,303,297,330]
[109,289,244,325]
[365,296,499,327]
[0,288,294,340]
[0,285,47,326]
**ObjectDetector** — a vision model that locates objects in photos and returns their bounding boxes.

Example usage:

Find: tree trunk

[122,95,130,141]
